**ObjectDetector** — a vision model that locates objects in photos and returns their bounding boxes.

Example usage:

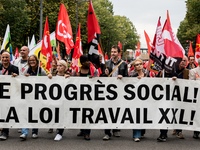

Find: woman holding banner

[19,55,46,141]
[129,58,148,142]
[47,59,70,141]
[76,55,98,141]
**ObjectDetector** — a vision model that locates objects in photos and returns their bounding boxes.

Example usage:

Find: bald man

[0,51,19,140]
[13,46,29,75]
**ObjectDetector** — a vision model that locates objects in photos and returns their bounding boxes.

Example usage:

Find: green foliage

[177,0,200,51]
[0,0,29,48]
[0,0,139,57]
[93,0,139,55]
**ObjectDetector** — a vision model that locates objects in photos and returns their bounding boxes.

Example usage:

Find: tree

[0,0,139,58]
[0,0,29,49]
[177,0,200,50]
[113,15,139,51]
[92,0,139,54]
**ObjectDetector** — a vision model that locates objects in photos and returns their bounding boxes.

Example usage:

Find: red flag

[188,41,194,57]
[56,4,74,55]
[87,0,101,68]
[104,52,109,61]
[195,34,200,64]
[87,0,101,43]
[118,41,122,59]
[147,17,165,73]
[41,17,52,72]
[144,30,152,55]
[56,41,61,60]
[14,47,19,59]
[154,17,165,56]
[118,41,122,50]
[135,41,141,58]
[89,62,96,77]
[162,11,185,58]
[72,23,83,73]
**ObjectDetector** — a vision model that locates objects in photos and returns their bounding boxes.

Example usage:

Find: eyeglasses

[29,60,36,62]
[134,63,143,67]
[182,60,187,62]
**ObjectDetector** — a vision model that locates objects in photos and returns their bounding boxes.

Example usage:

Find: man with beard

[102,45,128,140]
[157,56,189,142]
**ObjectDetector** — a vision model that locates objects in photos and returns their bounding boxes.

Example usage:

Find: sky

[110,0,187,48]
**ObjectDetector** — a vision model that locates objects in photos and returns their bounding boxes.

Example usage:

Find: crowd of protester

[0,45,200,142]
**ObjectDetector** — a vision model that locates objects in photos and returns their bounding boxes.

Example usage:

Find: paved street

[0,129,200,150]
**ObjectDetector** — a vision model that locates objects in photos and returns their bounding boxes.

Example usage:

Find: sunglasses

[134,63,142,67]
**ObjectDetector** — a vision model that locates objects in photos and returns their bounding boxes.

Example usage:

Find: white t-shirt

[13,58,28,75]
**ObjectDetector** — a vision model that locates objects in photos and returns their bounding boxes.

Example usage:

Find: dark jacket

[0,63,19,75]
[105,59,128,77]
[157,68,189,79]
[129,69,149,77]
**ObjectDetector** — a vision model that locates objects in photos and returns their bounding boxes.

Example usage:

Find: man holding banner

[0,51,19,140]
[157,55,189,142]
[103,45,128,140]
[189,58,200,139]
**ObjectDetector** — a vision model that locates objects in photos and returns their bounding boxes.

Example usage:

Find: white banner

[0,76,200,130]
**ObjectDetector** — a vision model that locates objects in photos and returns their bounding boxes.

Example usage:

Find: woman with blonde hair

[48,59,69,141]
[129,58,148,142]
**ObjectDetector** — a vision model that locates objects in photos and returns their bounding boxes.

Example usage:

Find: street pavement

[0,129,200,150]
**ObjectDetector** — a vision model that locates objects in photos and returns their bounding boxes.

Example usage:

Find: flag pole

[39,0,43,40]
[37,51,41,76]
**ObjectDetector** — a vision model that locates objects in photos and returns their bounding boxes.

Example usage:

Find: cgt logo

[57,20,72,39]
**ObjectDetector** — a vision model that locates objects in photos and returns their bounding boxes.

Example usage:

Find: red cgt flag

[72,23,83,73]
[195,34,200,64]
[162,11,185,58]
[56,4,74,55]
[41,17,52,72]
[154,17,165,56]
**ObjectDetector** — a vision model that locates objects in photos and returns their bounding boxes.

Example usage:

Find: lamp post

[75,0,89,33]
[0,37,2,49]
[39,0,43,40]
